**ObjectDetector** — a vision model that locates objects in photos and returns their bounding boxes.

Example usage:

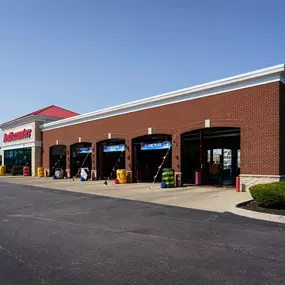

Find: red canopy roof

[2,105,78,126]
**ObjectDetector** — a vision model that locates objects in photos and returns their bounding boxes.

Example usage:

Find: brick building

[0,106,78,176]
[6,64,285,191]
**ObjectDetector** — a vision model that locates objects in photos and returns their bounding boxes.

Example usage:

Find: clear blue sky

[0,0,284,124]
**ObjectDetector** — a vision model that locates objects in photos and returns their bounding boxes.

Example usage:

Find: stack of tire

[162,168,175,188]
[116,169,127,184]
[37,167,44,177]
[0,166,6,175]
[54,168,63,179]
[23,166,30,176]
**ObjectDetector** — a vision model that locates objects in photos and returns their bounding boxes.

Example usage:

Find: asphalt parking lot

[1,181,285,285]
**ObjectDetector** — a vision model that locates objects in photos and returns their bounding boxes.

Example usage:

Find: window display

[4,147,32,169]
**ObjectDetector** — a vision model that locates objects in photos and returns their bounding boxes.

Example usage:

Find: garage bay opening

[181,128,240,186]
[70,143,92,177]
[49,145,66,177]
[97,139,125,180]
[132,135,172,182]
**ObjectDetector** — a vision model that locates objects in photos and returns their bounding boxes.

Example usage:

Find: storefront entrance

[97,139,125,180]
[205,148,240,186]
[132,135,172,182]
[49,145,66,176]
[181,128,240,186]
[4,147,32,174]
[70,143,92,177]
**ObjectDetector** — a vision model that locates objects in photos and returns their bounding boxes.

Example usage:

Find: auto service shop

[2,64,285,191]
[0,106,77,176]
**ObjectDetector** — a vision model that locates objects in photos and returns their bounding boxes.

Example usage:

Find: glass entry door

[206,148,238,186]
[207,149,222,185]
[222,149,232,186]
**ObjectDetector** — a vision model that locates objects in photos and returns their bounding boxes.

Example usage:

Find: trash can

[236,176,240,192]
[195,170,202,185]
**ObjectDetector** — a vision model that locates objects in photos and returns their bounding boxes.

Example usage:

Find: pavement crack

[26,247,46,268]
[7,214,120,233]
[0,244,25,265]
[212,228,219,237]
[13,204,35,210]
[12,197,89,211]
[224,244,285,264]
[0,245,52,285]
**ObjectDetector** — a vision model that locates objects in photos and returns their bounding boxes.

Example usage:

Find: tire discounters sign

[3,129,32,143]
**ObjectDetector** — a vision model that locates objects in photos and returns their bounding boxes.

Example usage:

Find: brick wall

[42,82,281,176]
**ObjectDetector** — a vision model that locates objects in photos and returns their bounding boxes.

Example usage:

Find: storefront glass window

[4,150,14,166]
[4,148,32,169]
[207,150,211,163]
[18,149,23,165]
[213,149,222,164]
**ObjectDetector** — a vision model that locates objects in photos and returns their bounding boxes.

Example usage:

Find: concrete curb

[230,200,285,224]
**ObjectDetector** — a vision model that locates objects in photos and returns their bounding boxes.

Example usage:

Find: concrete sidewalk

[0,176,251,213]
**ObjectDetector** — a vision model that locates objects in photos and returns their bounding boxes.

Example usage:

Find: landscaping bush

[10,165,16,176]
[14,166,23,175]
[8,165,24,176]
[249,182,285,207]
[271,181,285,186]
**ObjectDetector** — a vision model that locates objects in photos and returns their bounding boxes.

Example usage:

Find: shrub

[10,165,16,176]
[271,181,285,186]
[249,182,285,207]
[14,166,23,175]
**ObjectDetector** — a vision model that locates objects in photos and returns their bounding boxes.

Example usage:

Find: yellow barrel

[37,167,44,177]
[0,166,6,175]
[116,169,127,184]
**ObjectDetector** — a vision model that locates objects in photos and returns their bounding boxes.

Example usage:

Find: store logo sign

[3,129,32,143]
